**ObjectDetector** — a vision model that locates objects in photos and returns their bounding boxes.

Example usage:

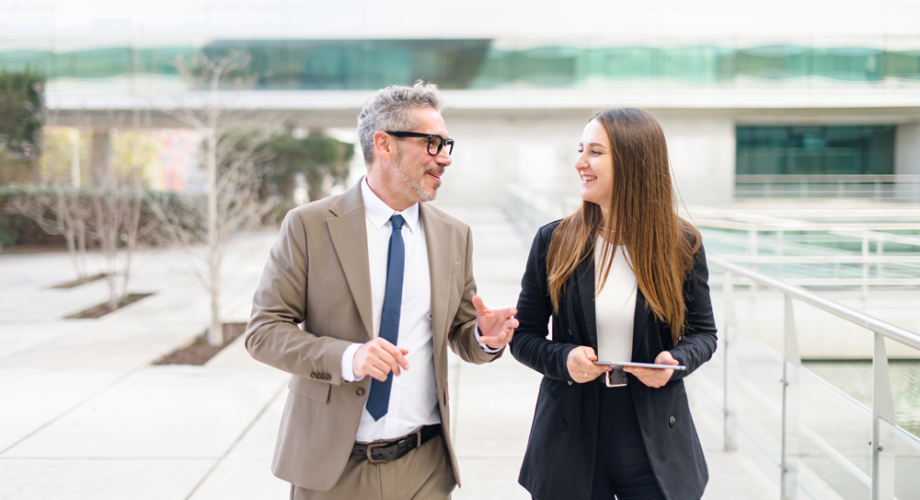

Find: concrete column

[895,122,920,175]
[91,128,113,188]
[895,123,920,202]
[70,129,81,188]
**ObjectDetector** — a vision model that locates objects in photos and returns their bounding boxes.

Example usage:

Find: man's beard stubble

[395,148,440,202]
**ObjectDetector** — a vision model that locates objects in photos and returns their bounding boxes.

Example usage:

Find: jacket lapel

[326,183,374,341]
[420,204,451,360]
[632,288,650,360]
[574,257,597,351]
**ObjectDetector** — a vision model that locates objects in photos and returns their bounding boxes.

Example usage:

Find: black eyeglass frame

[384,131,455,156]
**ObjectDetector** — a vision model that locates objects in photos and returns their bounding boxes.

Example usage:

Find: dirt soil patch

[52,273,108,289]
[65,293,153,319]
[154,322,247,366]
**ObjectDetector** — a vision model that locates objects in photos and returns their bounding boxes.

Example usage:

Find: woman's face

[576,119,613,209]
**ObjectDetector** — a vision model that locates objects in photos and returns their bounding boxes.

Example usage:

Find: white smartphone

[594,361,687,371]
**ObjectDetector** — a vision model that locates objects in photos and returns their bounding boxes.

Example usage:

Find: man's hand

[566,346,611,383]
[473,295,519,350]
[353,338,410,382]
[623,351,678,388]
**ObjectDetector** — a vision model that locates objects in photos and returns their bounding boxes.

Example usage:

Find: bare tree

[147,51,276,346]
[6,183,90,279]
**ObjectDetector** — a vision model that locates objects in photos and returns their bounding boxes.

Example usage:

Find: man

[245,81,518,499]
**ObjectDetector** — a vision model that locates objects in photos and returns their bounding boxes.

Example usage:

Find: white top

[594,238,637,363]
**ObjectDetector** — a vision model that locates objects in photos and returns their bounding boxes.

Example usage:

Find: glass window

[736,125,896,176]
[3,41,920,90]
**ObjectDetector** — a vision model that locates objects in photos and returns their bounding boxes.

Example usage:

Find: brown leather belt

[352,424,441,464]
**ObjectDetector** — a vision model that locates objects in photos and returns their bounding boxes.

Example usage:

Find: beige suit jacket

[245,181,501,491]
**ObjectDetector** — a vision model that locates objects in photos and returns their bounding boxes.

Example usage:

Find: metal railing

[696,218,920,299]
[735,175,920,203]
[709,256,920,500]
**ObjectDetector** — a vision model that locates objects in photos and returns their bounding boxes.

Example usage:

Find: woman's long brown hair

[546,108,701,346]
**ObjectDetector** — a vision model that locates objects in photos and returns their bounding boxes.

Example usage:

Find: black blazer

[510,220,718,500]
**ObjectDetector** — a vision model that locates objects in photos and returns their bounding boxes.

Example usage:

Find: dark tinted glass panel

[737,125,896,175]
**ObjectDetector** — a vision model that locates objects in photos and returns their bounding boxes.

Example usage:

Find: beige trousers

[291,435,456,500]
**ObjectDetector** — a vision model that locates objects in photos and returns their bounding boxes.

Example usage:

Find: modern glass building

[2,0,919,206]
[3,41,920,90]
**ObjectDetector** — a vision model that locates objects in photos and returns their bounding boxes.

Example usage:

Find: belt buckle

[605,371,627,388]
[366,442,387,464]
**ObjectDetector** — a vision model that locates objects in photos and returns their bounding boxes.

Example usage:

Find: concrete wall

[433,113,586,210]
[658,117,736,207]
[896,122,920,175]
[431,112,737,210]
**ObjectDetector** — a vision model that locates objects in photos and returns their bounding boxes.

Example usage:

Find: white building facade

[2,0,919,207]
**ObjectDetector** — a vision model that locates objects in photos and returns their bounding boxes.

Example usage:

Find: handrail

[709,256,920,351]
[735,174,920,183]
[709,255,918,500]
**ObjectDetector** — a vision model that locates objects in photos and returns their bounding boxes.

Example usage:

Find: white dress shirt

[594,239,637,362]
[340,177,492,442]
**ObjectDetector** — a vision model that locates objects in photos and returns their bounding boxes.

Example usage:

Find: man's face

[390,107,452,203]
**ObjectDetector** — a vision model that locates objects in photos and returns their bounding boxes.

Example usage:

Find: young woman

[510,108,717,500]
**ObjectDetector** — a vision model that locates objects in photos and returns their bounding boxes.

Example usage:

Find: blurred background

[1,1,919,500]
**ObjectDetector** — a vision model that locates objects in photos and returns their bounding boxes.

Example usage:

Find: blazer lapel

[420,204,451,359]
[326,183,374,341]
[631,288,650,360]
[574,257,598,351]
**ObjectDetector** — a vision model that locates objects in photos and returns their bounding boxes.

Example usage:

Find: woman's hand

[566,346,611,383]
[623,351,678,388]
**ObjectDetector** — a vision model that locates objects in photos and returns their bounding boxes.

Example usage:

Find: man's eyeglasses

[385,131,454,156]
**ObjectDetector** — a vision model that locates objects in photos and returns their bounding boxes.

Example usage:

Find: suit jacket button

[558,420,568,431]
[356,388,365,397]
[669,416,676,428]
[310,372,315,379]
[325,374,331,381]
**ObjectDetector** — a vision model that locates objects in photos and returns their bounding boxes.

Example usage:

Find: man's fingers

[366,353,396,377]
[479,330,509,347]
[472,295,488,315]
[494,307,517,321]
[380,342,410,370]
[367,344,402,376]
[365,366,388,382]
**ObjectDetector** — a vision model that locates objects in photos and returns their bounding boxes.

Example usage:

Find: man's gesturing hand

[352,338,410,382]
[473,295,519,350]
[623,350,678,388]
[566,346,610,383]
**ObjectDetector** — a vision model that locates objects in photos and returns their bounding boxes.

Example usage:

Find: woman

[510,108,717,500]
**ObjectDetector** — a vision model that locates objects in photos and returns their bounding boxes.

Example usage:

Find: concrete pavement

[0,205,773,499]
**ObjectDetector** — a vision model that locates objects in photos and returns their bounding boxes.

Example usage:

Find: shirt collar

[360,176,419,234]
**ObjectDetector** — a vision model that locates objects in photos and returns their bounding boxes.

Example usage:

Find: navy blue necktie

[365,214,406,421]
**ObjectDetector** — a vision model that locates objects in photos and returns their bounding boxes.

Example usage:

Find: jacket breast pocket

[540,377,563,401]
[288,376,331,403]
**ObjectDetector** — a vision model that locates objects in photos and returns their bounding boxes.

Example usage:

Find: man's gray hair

[357,80,444,166]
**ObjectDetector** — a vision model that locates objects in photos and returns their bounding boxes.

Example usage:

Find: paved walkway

[0,205,774,499]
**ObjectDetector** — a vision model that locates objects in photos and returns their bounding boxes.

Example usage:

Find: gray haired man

[245,81,519,499]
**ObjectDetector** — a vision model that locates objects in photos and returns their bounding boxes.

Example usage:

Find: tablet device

[594,361,687,371]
